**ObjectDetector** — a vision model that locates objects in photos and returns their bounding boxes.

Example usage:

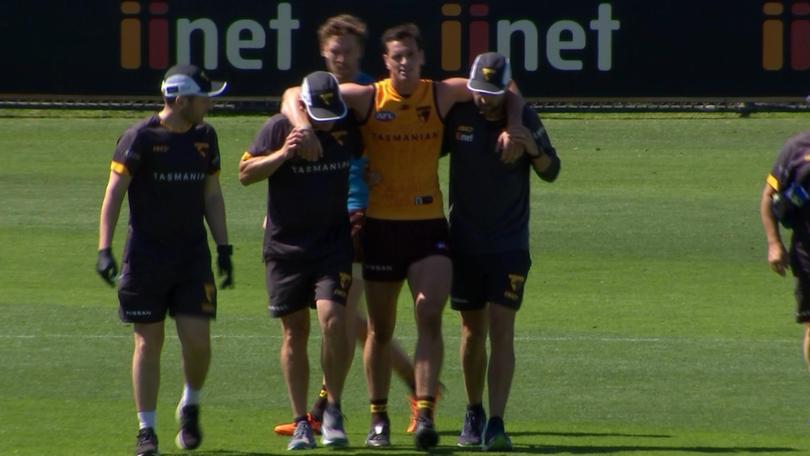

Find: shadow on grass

[162,444,800,455]
[437,430,672,439]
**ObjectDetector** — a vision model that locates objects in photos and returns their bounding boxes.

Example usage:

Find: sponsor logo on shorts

[375,111,396,121]
[153,144,169,153]
[335,272,352,298]
[505,273,526,300]
[435,241,449,251]
[202,282,216,313]
[365,264,394,272]
[125,310,153,316]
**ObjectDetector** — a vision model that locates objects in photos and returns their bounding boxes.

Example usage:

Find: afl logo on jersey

[375,111,396,122]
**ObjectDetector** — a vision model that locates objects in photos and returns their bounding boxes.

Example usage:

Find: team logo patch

[339,272,352,290]
[319,92,334,104]
[482,67,496,81]
[505,273,526,300]
[375,111,396,121]
[416,106,431,123]
[194,142,210,158]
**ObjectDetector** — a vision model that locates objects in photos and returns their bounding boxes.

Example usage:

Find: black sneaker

[365,419,391,448]
[414,416,439,451]
[175,404,202,450]
[482,417,512,452]
[136,427,159,456]
[457,407,486,447]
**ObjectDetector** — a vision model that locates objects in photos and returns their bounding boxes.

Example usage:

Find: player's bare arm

[239,129,305,185]
[98,171,131,250]
[97,170,132,285]
[761,182,789,276]
[204,173,234,288]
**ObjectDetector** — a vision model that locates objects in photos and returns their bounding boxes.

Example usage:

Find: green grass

[1,109,809,455]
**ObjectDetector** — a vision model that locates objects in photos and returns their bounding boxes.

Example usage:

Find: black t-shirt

[247,113,362,261]
[443,102,559,254]
[112,115,220,251]
[769,131,810,242]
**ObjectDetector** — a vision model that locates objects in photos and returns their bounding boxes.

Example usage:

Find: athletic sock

[416,396,436,421]
[370,399,389,425]
[137,411,156,430]
[309,385,328,421]
[179,384,201,408]
[294,415,309,424]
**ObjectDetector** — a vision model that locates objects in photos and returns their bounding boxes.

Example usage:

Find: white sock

[137,411,156,430]
[179,384,201,408]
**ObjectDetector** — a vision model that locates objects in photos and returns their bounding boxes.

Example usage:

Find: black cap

[161,64,227,97]
[300,71,347,121]
[467,52,511,95]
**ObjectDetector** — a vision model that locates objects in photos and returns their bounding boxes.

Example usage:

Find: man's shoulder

[121,115,160,140]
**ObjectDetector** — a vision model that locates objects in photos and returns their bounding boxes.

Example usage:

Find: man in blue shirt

[443,52,561,451]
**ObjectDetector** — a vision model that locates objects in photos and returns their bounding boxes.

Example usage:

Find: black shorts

[791,242,810,323]
[266,251,352,318]
[450,251,532,311]
[117,246,216,324]
[362,217,450,281]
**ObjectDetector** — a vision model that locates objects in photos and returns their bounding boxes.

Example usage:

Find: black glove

[96,248,118,287]
[217,244,234,289]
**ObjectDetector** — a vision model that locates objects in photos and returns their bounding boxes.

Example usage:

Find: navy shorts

[266,250,352,318]
[117,243,216,324]
[362,217,450,281]
[450,250,532,312]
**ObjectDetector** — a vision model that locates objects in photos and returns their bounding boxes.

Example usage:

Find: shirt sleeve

[244,115,291,161]
[111,128,142,176]
[207,126,221,175]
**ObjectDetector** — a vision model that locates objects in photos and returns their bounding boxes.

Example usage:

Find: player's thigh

[364,280,403,338]
[407,254,452,312]
[791,243,810,323]
[174,315,211,350]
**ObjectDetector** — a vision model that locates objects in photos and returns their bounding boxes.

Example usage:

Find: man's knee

[134,323,165,357]
[415,296,444,333]
[281,311,310,345]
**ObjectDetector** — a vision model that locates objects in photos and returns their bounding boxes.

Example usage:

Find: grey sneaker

[175,404,202,450]
[457,406,486,447]
[365,419,391,448]
[135,427,159,456]
[321,405,348,448]
[287,420,317,450]
[482,417,512,452]
[414,416,439,451]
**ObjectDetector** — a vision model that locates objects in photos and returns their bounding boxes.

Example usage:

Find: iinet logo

[763,1,810,70]
[120,1,300,71]
[440,3,621,72]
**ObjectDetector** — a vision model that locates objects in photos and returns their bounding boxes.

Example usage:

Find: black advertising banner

[0,0,808,98]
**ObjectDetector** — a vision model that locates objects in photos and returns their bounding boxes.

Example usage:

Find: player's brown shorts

[265,250,352,318]
[349,209,366,264]
[362,217,450,281]
[450,250,531,311]
[117,244,216,324]
[791,242,810,323]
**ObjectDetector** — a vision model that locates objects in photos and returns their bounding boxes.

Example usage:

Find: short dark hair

[381,23,422,52]
[318,14,368,48]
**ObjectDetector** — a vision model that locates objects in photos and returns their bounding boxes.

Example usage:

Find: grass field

[1,109,810,455]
